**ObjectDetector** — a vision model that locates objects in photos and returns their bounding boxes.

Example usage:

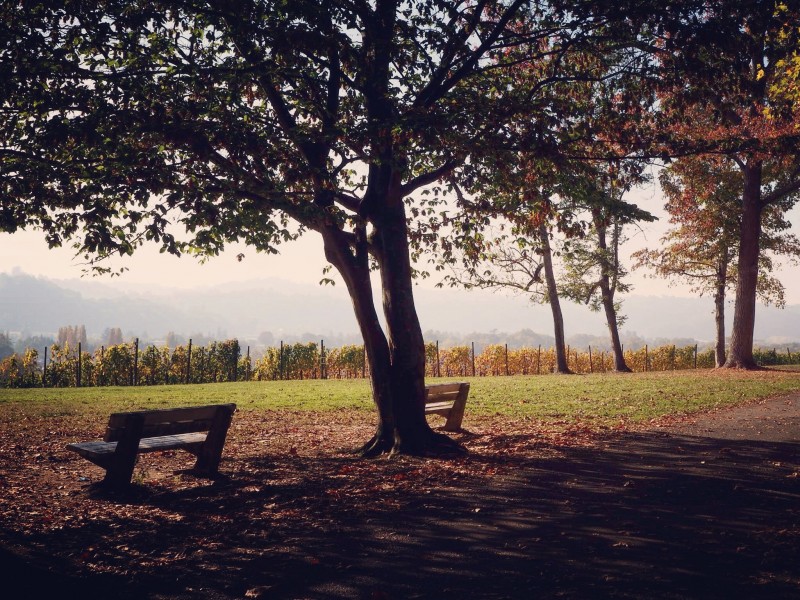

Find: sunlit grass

[1,367,799,426]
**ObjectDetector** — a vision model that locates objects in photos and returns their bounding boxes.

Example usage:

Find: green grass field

[2,367,799,426]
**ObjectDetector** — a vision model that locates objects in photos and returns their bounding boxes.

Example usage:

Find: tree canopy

[2,0,647,453]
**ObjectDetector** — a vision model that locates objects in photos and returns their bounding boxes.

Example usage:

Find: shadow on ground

[3,431,799,599]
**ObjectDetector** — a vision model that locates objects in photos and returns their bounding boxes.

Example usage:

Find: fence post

[589,346,593,373]
[505,343,509,376]
[43,346,48,387]
[233,340,239,381]
[436,340,440,378]
[133,338,139,386]
[537,345,541,375]
[280,341,284,380]
[186,338,192,384]
[362,346,366,379]
[788,348,793,364]
[246,346,251,381]
[320,339,326,379]
[150,346,156,385]
[77,342,82,388]
[694,344,698,369]
[471,342,475,377]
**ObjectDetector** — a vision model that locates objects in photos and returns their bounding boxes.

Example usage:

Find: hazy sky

[2,185,800,304]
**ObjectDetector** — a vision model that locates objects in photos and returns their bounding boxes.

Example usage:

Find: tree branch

[399,161,459,196]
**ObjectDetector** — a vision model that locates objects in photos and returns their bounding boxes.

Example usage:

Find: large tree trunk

[713,255,729,368]
[321,205,461,456]
[539,224,572,374]
[595,216,631,372]
[724,162,763,369]
[370,201,459,454]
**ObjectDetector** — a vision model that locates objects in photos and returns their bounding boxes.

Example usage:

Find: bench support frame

[67,403,236,489]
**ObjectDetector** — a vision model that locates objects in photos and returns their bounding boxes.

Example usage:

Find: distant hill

[1,272,798,347]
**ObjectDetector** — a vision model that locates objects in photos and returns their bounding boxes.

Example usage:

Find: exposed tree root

[720,359,764,370]
[356,428,466,458]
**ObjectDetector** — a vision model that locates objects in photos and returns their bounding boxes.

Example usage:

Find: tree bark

[371,201,457,453]
[713,255,729,368]
[595,215,631,372]
[724,162,763,369]
[539,224,572,374]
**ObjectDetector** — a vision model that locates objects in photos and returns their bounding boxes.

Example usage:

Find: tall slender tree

[558,164,654,372]
[444,211,573,374]
[634,156,800,366]
[650,1,800,368]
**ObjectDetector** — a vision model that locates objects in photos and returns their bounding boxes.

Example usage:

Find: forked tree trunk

[321,206,461,456]
[539,224,572,374]
[725,163,763,369]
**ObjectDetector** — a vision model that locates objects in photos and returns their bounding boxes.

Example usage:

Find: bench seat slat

[425,400,456,413]
[424,383,464,395]
[68,432,207,459]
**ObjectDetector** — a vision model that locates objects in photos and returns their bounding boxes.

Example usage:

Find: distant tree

[14,334,54,355]
[446,217,572,373]
[103,328,124,347]
[651,1,800,368]
[559,166,654,373]
[633,156,800,367]
[257,332,275,346]
[57,325,88,351]
[165,332,184,349]
[0,333,13,359]
[442,17,655,374]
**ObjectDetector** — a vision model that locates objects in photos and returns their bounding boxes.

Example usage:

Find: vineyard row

[0,339,797,389]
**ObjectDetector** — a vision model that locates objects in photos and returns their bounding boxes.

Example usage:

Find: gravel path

[661,392,800,442]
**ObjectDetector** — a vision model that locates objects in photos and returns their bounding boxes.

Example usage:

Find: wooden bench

[67,403,236,488]
[424,382,470,431]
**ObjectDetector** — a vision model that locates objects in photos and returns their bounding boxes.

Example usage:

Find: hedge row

[0,340,796,388]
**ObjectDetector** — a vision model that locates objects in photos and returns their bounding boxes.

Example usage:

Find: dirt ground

[1,393,798,599]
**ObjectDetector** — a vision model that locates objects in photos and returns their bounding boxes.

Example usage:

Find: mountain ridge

[2,272,798,346]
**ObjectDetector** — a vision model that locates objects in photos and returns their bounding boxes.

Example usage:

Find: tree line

[1,339,797,389]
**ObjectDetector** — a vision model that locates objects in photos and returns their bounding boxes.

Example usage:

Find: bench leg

[443,383,470,432]
[194,404,235,474]
[102,413,144,488]
[102,454,139,487]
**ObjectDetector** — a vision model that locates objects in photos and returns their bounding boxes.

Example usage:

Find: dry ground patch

[1,370,799,599]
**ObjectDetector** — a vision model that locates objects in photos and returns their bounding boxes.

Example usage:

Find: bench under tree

[67,403,236,488]
[424,382,470,431]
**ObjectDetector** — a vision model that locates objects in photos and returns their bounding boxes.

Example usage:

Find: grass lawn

[1,367,799,426]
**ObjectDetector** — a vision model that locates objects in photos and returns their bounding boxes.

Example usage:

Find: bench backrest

[104,404,236,442]
[424,382,469,404]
